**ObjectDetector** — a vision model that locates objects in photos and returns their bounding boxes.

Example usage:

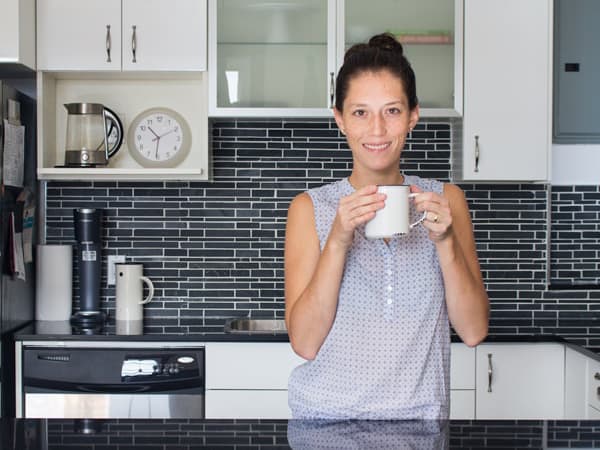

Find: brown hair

[335,33,418,112]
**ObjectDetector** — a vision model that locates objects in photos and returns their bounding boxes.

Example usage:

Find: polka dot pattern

[288,176,450,420]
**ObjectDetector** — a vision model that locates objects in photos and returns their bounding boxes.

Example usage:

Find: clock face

[127,108,191,168]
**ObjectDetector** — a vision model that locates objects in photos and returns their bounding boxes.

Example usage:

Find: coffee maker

[71,208,106,326]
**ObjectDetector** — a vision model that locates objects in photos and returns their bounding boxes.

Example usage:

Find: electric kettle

[64,102,123,167]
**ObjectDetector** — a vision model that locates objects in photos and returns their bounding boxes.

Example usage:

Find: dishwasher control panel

[121,353,200,381]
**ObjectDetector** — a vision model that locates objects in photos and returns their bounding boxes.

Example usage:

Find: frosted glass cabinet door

[344,0,458,113]
[210,0,333,114]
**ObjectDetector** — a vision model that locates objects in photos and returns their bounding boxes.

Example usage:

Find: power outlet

[107,255,126,285]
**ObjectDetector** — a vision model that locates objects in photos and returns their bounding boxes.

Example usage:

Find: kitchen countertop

[2,418,600,449]
[10,319,600,361]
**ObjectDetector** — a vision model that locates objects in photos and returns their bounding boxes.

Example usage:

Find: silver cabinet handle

[131,25,137,63]
[487,353,493,392]
[474,135,480,173]
[105,25,112,63]
[329,72,335,108]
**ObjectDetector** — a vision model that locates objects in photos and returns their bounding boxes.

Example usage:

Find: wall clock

[127,107,192,168]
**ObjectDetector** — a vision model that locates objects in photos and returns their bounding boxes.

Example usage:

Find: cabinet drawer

[205,342,305,389]
[450,390,475,419]
[450,343,475,389]
[205,390,291,419]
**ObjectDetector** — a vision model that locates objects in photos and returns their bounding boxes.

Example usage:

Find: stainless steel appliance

[0,79,36,417]
[64,102,123,167]
[17,342,204,418]
[71,208,105,326]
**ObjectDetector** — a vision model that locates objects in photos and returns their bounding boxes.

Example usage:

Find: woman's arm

[284,186,385,360]
[412,184,489,347]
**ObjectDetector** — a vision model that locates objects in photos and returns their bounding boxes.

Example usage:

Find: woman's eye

[387,107,401,114]
[352,110,366,117]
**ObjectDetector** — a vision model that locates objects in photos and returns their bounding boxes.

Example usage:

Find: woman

[284,33,489,420]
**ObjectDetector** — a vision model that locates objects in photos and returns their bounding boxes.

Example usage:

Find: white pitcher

[115,264,154,333]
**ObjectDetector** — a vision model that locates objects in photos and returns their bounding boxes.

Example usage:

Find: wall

[45,118,600,351]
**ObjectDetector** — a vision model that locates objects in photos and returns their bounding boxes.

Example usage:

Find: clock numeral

[173,145,178,151]
[174,126,179,132]
[146,151,151,157]
[139,143,144,150]
[166,152,171,158]
[146,119,153,125]
[176,136,181,142]
[137,134,142,141]
[157,115,163,123]
[140,125,146,131]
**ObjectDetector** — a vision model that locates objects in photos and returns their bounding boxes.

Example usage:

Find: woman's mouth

[363,142,391,152]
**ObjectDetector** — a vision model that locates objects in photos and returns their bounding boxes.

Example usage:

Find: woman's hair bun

[368,33,404,56]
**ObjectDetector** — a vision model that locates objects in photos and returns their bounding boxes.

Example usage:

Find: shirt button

[387,285,393,292]
[387,298,393,305]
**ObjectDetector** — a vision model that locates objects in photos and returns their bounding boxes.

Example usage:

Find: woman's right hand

[330,184,386,249]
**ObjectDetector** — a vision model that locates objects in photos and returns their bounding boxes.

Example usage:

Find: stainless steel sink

[223,318,288,335]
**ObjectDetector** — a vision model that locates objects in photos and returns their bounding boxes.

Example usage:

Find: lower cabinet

[475,343,565,419]
[204,342,304,419]
[450,343,476,419]
[587,358,600,416]
[205,341,475,419]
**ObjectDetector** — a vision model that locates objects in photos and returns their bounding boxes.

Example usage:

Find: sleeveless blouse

[288,175,450,420]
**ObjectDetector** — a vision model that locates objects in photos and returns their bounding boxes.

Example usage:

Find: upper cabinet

[0,0,36,70]
[208,0,462,117]
[344,0,461,117]
[459,0,552,181]
[35,0,210,181]
[37,0,207,72]
[208,0,335,117]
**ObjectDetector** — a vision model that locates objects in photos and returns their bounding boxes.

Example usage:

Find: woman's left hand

[410,185,453,242]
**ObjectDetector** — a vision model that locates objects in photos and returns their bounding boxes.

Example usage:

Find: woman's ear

[409,105,420,131]
[333,107,346,135]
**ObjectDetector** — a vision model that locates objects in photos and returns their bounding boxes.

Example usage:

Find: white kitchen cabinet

[475,343,564,419]
[208,0,461,118]
[587,358,600,414]
[204,342,305,419]
[450,343,475,419]
[0,0,36,69]
[565,346,589,419]
[37,0,207,72]
[459,0,552,181]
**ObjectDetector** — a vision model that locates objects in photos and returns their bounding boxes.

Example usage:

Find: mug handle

[408,193,428,229]
[139,276,154,304]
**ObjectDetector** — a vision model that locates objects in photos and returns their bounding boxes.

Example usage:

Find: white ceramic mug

[115,264,154,329]
[364,185,426,239]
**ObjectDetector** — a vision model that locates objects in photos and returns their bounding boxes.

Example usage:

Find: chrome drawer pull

[487,353,493,392]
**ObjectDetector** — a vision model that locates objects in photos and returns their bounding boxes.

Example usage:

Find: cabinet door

[587,359,600,412]
[37,0,121,71]
[476,343,564,419]
[343,0,460,116]
[209,0,335,116]
[122,0,207,71]
[205,390,291,419]
[462,0,551,181]
[0,0,35,69]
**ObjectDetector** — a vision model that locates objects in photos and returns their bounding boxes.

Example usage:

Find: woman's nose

[370,113,386,135]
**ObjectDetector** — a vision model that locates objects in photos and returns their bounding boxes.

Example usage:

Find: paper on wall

[2,119,25,187]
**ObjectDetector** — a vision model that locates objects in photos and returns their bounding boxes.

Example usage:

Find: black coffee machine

[71,208,106,327]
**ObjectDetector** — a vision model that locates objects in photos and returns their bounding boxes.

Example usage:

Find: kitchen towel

[35,244,73,321]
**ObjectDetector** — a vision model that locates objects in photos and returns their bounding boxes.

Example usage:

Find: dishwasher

[16,342,204,418]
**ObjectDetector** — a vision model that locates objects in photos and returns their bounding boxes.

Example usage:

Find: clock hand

[147,126,160,139]
[158,128,175,139]
[155,136,160,160]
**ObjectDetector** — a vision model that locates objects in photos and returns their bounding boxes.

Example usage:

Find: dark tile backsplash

[45,119,600,351]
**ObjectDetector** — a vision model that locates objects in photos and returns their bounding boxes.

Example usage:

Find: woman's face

[334,69,419,175]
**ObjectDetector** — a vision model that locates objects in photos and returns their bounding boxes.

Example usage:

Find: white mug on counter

[115,263,154,334]
[365,185,426,239]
